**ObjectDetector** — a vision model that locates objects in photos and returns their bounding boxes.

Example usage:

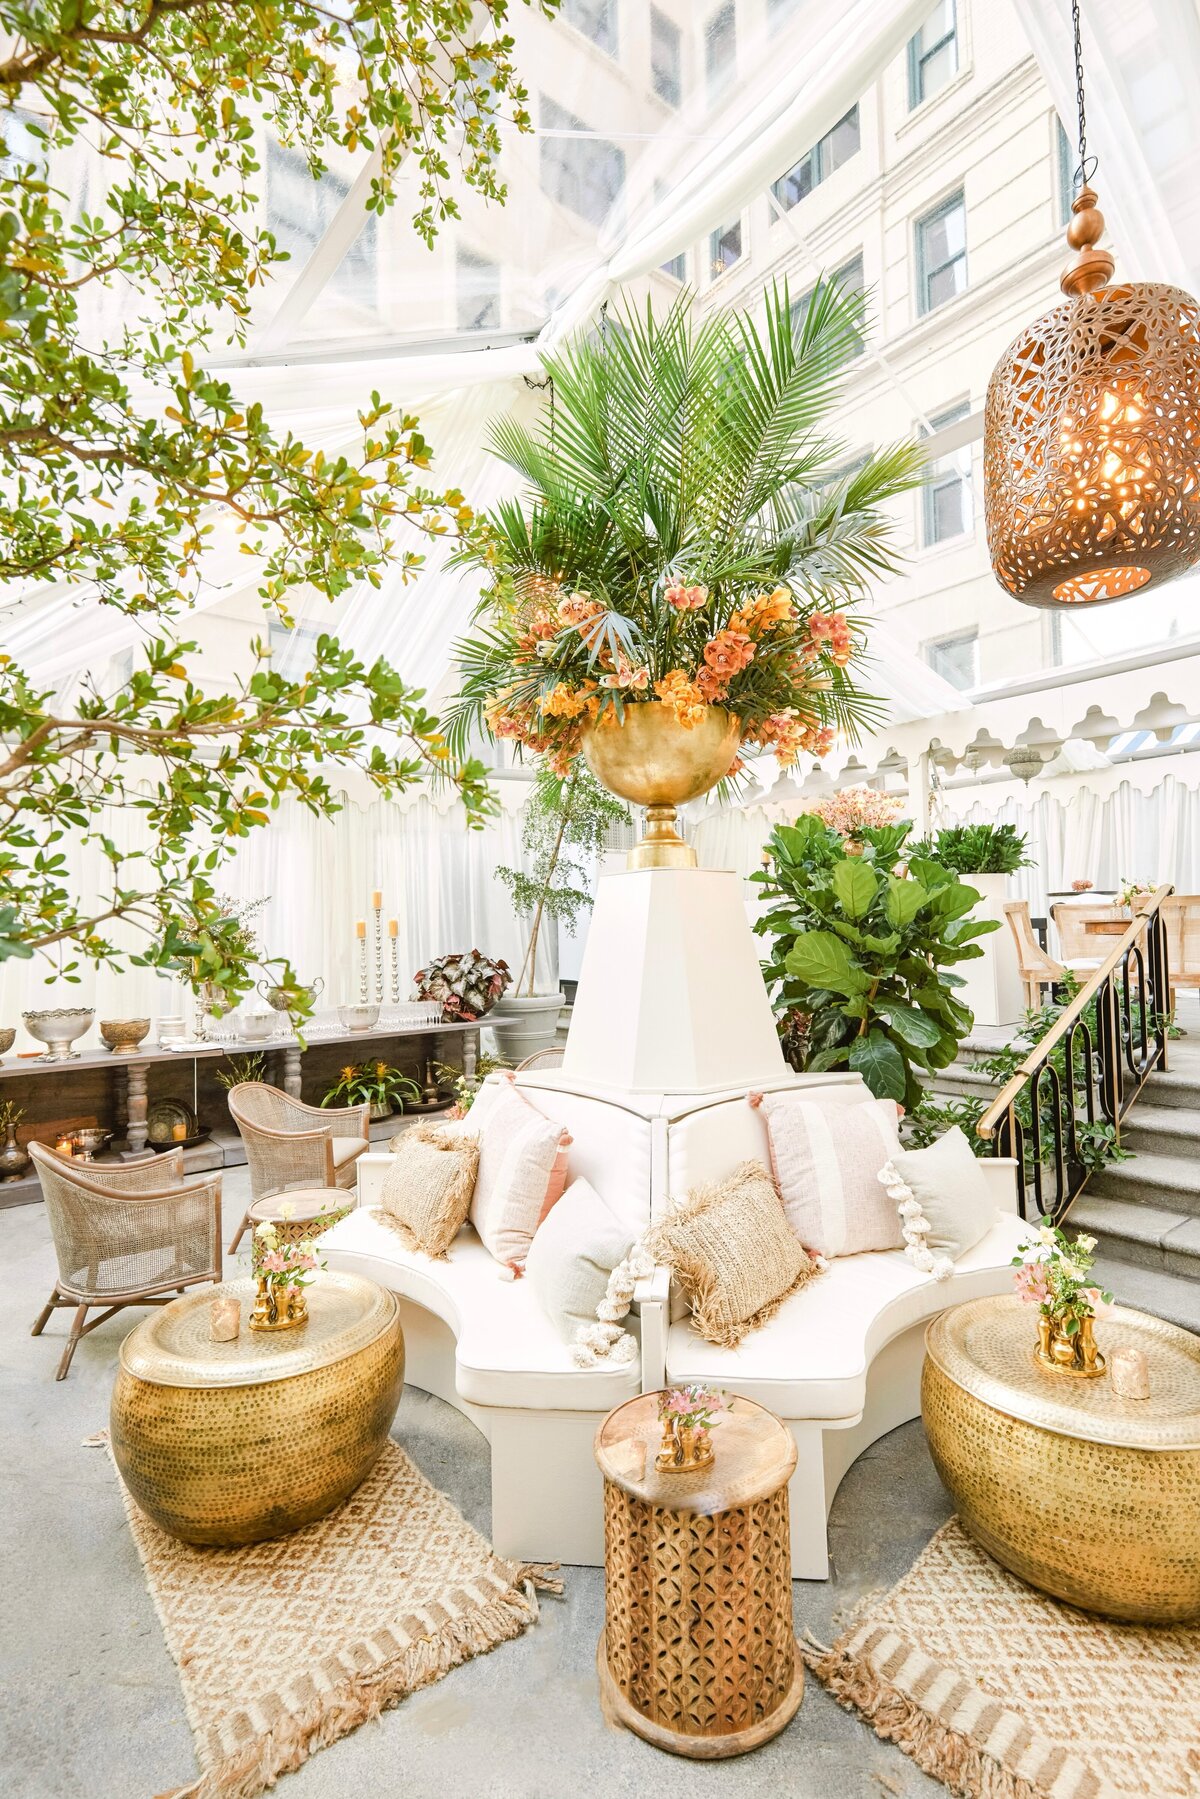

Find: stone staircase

[933,1006,1200,1334]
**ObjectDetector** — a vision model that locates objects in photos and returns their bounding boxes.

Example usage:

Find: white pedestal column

[957,871,1025,1028]
[562,867,787,1094]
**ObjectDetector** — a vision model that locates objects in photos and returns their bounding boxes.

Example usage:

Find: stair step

[1119,1104,1200,1161]
[1087,1255,1200,1336]
[1067,1194,1200,1278]
[1087,1150,1200,1217]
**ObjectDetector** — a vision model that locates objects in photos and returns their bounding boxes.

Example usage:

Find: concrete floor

[2,1176,951,1799]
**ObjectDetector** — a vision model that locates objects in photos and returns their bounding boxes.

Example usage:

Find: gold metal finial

[1060,185,1115,297]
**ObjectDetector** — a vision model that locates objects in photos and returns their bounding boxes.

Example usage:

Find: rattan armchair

[225,1082,369,1252]
[30,1145,222,1380]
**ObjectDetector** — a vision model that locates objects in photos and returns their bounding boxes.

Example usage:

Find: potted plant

[413,950,511,1021]
[432,1051,510,1116]
[322,1059,421,1121]
[489,765,628,1060]
[752,815,997,1109]
[447,285,923,852]
[907,823,1033,1027]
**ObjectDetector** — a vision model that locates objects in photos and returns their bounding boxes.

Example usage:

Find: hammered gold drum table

[594,1392,803,1760]
[923,1294,1200,1622]
[111,1272,404,1546]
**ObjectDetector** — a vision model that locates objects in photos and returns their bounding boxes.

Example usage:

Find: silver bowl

[0,1028,14,1062]
[337,1003,380,1033]
[238,1010,277,1042]
[23,1008,94,1061]
[73,1127,113,1163]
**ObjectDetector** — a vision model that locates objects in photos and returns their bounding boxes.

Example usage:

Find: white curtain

[0,780,555,1051]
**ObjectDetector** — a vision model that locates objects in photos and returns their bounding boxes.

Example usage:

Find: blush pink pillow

[752,1090,903,1258]
[469,1076,572,1270]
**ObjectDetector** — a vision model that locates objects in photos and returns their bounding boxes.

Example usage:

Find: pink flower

[1080,1287,1113,1318]
[668,1390,692,1415]
[1013,1261,1051,1307]
[261,1250,286,1274]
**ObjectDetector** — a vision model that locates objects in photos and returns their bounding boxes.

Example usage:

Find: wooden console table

[0,1018,478,1204]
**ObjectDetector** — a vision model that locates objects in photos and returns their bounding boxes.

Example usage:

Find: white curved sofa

[321,1070,1023,1574]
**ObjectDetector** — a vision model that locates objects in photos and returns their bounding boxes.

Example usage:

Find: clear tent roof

[6,0,1200,749]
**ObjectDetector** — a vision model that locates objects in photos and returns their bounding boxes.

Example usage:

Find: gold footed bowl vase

[110,1272,405,1546]
[581,703,741,870]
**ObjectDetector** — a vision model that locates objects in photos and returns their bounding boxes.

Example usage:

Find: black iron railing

[976,885,1173,1224]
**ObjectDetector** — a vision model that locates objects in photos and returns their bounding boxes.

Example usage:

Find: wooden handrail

[976,883,1174,1142]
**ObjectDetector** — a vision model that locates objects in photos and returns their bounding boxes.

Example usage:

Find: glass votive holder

[1109,1345,1150,1400]
[210,1297,240,1342]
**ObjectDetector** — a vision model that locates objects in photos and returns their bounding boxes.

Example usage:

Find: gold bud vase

[1035,1310,1105,1377]
[655,1417,714,1473]
[249,1275,308,1332]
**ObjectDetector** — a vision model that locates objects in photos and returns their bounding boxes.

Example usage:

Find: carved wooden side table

[594,1391,802,1759]
[246,1187,354,1267]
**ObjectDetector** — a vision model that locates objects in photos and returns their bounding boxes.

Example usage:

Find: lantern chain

[1070,0,1098,191]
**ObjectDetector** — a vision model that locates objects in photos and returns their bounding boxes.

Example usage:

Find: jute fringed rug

[112,1439,562,1799]
[803,1519,1200,1799]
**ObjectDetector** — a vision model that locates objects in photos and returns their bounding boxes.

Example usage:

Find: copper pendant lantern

[984,3,1200,609]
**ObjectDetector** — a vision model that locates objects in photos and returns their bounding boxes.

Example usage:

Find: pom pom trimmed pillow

[645,1160,817,1348]
[469,1076,571,1271]
[753,1091,903,1258]
[525,1177,647,1367]
[878,1126,998,1280]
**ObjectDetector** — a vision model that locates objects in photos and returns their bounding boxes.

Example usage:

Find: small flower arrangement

[413,949,511,1020]
[803,785,903,841]
[655,1383,726,1472]
[1012,1216,1112,1374]
[254,1216,324,1290]
[1119,877,1154,908]
[1071,878,1094,893]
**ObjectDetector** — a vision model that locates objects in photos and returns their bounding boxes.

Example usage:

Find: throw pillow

[879,1126,998,1280]
[525,1177,643,1366]
[754,1090,903,1258]
[375,1122,480,1259]
[469,1075,572,1271]
[645,1160,817,1348]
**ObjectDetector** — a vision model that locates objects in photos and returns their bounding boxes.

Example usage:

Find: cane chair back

[1004,901,1066,1010]
[225,1082,369,1251]
[516,1046,565,1071]
[29,1143,222,1379]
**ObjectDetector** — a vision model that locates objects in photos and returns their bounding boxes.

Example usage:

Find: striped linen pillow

[755,1091,903,1259]
[469,1076,571,1271]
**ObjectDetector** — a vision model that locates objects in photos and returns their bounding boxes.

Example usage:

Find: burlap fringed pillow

[375,1122,480,1258]
[645,1160,818,1348]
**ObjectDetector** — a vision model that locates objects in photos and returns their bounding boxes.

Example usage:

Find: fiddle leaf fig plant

[751,814,999,1109]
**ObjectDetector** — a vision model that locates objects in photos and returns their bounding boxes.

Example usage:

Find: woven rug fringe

[179,1568,547,1799]
[515,1560,564,1596]
[801,1639,1049,1799]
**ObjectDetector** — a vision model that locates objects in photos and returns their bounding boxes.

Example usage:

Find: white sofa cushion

[512,1079,655,1237]
[319,1204,639,1412]
[663,1212,1027,1421]
[663,1075,871,1212]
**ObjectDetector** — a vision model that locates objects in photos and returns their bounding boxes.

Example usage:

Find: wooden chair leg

[56,1305,88,1381]
[228,1212,249,1255]
[31,1288,60,1337]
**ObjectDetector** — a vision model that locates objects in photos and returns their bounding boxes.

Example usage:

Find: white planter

[489,992,564,1064]
[957,871,1025,1028]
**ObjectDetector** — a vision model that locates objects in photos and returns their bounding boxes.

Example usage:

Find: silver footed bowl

[99,1018,151,1055]
[337,1003,380,1033]
[0,1028,14,1062]
[23,1008,94,1062]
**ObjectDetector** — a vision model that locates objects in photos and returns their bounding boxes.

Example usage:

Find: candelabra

[357,928,369,1003]
[389,925,400,1005]
[372,893,384,1003]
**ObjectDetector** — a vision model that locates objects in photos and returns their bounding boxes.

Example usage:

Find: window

[771,106,860,213]
[1056,117,1075,227]
[705,4,736,101]
[907,1,958,109]
[539,96,625,226]
[708,218,742,278]
[921,400,973,546]
[268,620,323,675]
[457,244,500,332]
[656,182,687,282]
[651,7,682,108]
[916,190,966,315]
[792,253,866,356]
[267,140,377,307]
[562,0,617,57]
[925,632,978,691]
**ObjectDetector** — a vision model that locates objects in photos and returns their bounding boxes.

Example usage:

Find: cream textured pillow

[525,1177,648,1366]
[755,1091,903,1258]
[879,1126,998,1280]
[469,1076,572,1270]
[374,1122,480,1259]
[645,1160,817,1348]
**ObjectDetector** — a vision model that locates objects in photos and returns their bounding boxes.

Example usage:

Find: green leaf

[848,1029,908,1102]
[874,999,941,1048]
[884,876,926,929]
[785,931,869,996]
[832,857,879,920]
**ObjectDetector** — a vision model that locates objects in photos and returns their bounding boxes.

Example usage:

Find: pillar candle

[355,919,366,939]
[210,1297,241,1342]
[371,889,382,910]
[1109,1345,1150,1400]
[388,918,398,937]
[55,1135,74,1157]
[171,1120,187,1142]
